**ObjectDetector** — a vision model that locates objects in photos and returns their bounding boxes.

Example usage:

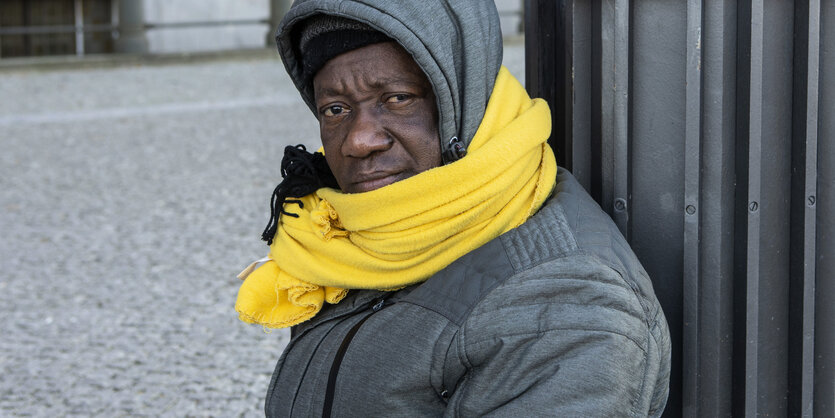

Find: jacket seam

[500,223,580,274]
[447,238,517,417]
[401,238,517,327]
[399,300,461,326]
[292,315,353,416]
[464,327,648,355]
[630,348,649,417]
[502,204,653,332]
[564,248,656,332]
[457,327,648,417]
[442,327,462,405]
[483,279,637,310]
[454,324,472,418]
[462,252,649,350]
[647,308,669,417]
[605,265,653,418]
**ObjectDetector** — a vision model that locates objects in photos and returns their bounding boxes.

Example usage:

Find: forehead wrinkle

[316,71,425,101]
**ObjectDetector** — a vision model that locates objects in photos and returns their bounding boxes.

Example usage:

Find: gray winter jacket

[265,169,670,417]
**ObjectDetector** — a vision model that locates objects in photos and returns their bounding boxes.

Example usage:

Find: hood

[275,0,503,164]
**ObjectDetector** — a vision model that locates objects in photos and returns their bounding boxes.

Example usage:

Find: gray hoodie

[276,0,503,163]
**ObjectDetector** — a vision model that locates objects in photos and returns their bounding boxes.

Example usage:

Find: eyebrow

[315,76,426,100]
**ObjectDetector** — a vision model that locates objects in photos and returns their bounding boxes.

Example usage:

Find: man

[236,1,671,416]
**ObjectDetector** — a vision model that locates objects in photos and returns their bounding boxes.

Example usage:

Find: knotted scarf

[235,67,557,328]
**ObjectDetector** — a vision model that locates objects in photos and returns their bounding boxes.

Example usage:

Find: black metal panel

[757,2,794,415]
[524,0,833,416]
[627,2,686,415]
[682,0,702,415]
[789,0,819,415]
[733,1,763,412]
[815,0,834,416]
[697,1,737,416]
[524,0,562,166]
[566,1,593,191]
[598,0,617,216]
[611,0,630,238]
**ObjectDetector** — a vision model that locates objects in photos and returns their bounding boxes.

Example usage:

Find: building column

[115,0,148,54]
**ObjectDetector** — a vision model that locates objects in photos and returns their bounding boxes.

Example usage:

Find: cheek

[319,121,342,155]
[406,106,441,168]
[323,148,351,190]
[320,127,346,173]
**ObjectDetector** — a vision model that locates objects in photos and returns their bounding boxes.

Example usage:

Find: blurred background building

[0,3,528,415]
[0,0,524,59]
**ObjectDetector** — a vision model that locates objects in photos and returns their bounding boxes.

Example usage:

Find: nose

[342,108,392,158]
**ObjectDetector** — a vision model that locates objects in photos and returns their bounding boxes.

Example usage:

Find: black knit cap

[295,14,392,83]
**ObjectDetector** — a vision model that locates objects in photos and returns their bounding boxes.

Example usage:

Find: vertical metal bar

[551,0,569,169]
[563,0,576,174]
[74,0,85,56]
[800,0,819,414]
[815,1,835,415]
[699,1,736,415]
[682,1,702,416]
[569,0,593,191]
[524,0,558,163]
[790,0,811,414]
[111,0,120,40]
[590,0,603,203]
[564,0,576,172]
[744,1,764,416]
[612,0,630,238]
[524,0,541,94]
[600,0,615,215]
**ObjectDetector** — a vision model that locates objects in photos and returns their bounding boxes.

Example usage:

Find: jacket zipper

[321,297,389,418]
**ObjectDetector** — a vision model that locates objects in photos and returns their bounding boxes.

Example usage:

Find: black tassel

[261,145,339,245]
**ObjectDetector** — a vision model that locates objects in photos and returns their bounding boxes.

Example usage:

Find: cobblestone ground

[0,42,524,417]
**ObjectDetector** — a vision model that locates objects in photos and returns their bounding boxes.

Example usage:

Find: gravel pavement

[0,42,524,417]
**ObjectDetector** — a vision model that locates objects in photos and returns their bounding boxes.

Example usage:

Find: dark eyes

[322,105,345,117]
[386,94,410,103]
[319,94,413,117]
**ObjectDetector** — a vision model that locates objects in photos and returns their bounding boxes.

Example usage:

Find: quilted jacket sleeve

[442,256,669,417]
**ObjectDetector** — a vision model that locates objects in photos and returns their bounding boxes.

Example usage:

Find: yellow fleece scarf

[235,67,557,328]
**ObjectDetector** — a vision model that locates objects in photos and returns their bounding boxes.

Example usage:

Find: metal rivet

[749,201,759,212]
[614,198,627,212]
[685,205,696,215]
[808,195,816,207]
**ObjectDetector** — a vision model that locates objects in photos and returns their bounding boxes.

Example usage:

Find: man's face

[312,41,441,193]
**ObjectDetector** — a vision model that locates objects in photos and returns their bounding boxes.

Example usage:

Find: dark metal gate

[0,0,115,58]
[524,1,834,416]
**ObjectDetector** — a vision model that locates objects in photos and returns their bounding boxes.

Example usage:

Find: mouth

[349,171,405,193]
